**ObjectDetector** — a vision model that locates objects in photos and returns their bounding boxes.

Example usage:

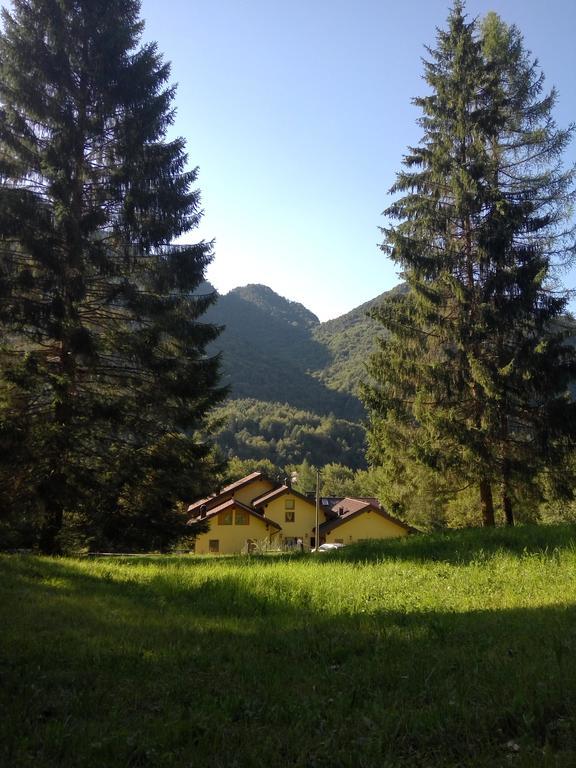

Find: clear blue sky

[147,1,574,320]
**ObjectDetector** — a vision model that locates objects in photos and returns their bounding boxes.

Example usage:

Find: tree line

[224,456,576,530]
[212,399,367,470]
[1,0,574,553]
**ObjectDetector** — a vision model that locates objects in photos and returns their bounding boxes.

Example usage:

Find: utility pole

[315,469,320,551]
[291,468,320,551]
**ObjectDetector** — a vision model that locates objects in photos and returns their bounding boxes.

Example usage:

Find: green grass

[1,525,576,767]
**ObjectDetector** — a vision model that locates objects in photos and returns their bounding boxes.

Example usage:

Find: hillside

[311,283,407,393]
[204,285,348,416]
[205,282,394,417]
[204,284,575,470]
[203,282,396,467]
[212,398,367,469]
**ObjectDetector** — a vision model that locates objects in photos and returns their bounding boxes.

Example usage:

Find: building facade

[188,472,413,555]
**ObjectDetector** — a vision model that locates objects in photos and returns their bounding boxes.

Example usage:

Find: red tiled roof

[319,500,413,534]
[187,495,217,513]
[331,497,373,515]
[186,497,281,529]
[187,472,276,514]
[252,485,316,509]
[188,497,244,520]
[219,471,269,494]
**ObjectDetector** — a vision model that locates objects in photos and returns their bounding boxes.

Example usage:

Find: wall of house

[194,509,277,554]
[234,479,276,506]
[261,493,326,549]
[324,511,408,545]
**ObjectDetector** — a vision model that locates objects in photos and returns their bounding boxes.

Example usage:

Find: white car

[315,542,345,552]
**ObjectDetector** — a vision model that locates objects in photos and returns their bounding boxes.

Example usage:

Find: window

[285,510,295,523]
[218,510,233,525]
[335,538,344,544]
[235,509,249,525]
[209,540,219,553]
[284,498,295,510]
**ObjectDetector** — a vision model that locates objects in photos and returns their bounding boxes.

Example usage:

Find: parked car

[315,542,345,552]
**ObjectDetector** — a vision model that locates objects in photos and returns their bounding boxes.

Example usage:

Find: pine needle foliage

[0,0,226,552]
[362,1,576,527]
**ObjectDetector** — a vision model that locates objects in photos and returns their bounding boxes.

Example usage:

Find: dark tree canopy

[363,1,576,526]
[0,0,225,552]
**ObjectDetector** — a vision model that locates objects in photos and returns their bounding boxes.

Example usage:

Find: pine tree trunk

[38,340,73,555]
[479,478,495,526]
[502,488,514,526]
[501,459,514,526]
[38,491,64,554]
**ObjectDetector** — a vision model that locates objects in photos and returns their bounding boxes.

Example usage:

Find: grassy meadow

[1,525,576,767]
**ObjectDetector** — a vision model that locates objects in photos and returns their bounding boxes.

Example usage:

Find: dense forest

[202,281,402,469]
[202,281,396,420]
[212,398,366,469]
[0,0,574,550]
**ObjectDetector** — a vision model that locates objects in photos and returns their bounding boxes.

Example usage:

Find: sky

[141,2,572,319]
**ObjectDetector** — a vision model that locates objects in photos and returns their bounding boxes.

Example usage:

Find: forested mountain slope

[212,398,367,469]
[311,284,406,393]
[203,283,574,470]
[204,285,348,416]
[204,283,394,416]
[201,282,395,467]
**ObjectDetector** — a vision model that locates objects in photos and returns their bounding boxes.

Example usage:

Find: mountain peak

[228,284,320,329]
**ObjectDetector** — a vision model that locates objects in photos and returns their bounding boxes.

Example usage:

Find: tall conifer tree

[0,0,225,551]
[362,1,576,526]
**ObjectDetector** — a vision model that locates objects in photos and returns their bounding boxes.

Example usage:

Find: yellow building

[191,498,281,555]
[187,473,412,555]
[320,497,412,545]
[252,484,321,550]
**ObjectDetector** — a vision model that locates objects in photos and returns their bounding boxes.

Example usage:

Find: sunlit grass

[2,524,576,767]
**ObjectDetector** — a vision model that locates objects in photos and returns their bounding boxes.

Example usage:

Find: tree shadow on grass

[1,554,575,768]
